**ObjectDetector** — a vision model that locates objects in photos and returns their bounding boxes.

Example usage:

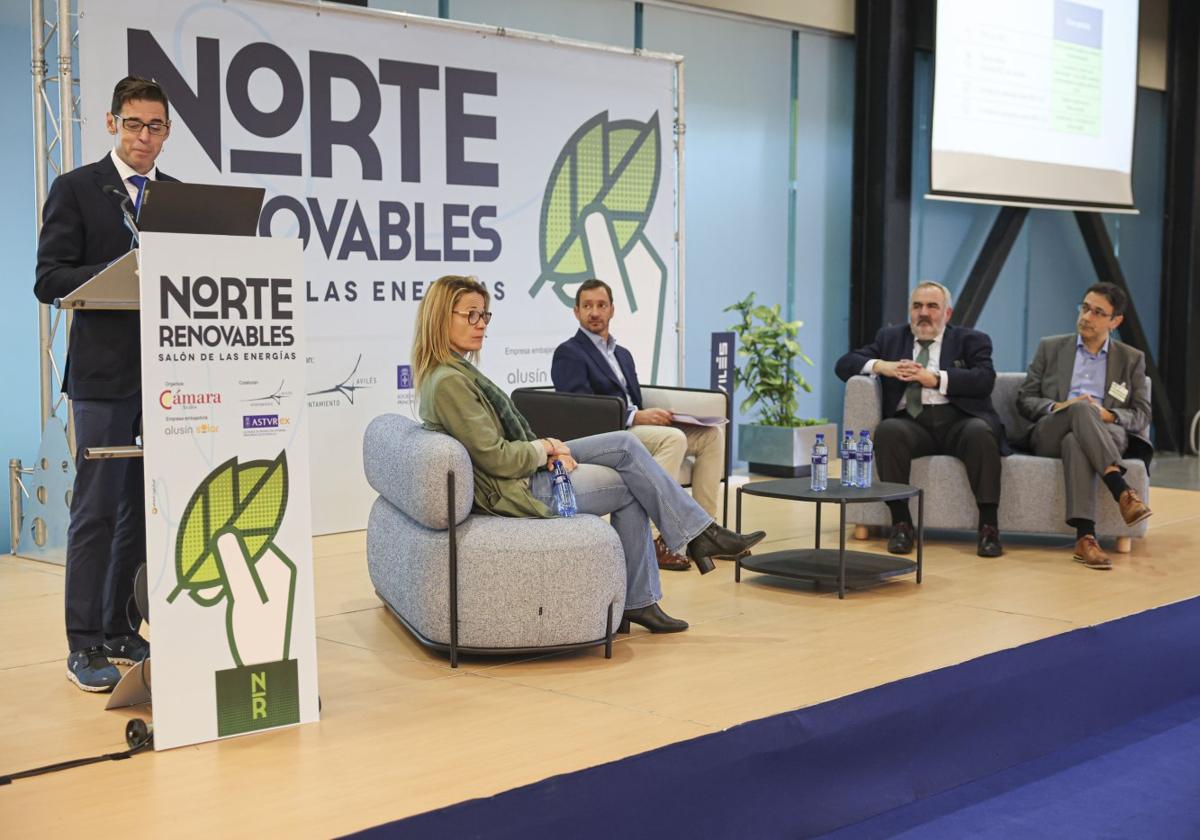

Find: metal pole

[675,59,686,385]
[9,459,23,554]
[786,30,798,323]
[57,0,76,459]
[58,0,74,174]
[32,0,52,429]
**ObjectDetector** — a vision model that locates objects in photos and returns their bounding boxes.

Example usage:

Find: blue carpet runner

[350,596,1200,839]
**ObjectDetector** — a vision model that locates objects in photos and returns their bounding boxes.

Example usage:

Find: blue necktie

[127,174,148,216]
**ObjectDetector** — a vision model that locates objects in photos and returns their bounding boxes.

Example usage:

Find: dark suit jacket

[1016,333,1153,465]
[551,328,643,409]
[835,322,1011,455]
[34,154,178,400]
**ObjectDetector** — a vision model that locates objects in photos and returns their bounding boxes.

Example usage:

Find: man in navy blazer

[552,279,724,571]
[835,281,1008,558]
[34,77,178,692]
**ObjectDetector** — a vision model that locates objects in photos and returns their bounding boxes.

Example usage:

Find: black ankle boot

[617,603,689,634]
[686,523,767,573]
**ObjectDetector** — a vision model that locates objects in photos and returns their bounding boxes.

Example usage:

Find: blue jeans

[529,431,713,610]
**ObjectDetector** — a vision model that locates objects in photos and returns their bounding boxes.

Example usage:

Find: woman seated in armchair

[413,275,765,633]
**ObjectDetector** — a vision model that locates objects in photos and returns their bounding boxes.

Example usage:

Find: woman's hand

[547,454,578,472]
[540,437,571,456]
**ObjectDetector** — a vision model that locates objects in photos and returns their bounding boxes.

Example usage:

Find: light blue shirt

[585,330,638,427]
[1068,334,1109,403]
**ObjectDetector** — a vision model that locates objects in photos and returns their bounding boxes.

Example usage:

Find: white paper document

[671,414,728,427]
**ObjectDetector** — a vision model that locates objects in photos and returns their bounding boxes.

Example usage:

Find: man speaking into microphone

[34,76,178,692]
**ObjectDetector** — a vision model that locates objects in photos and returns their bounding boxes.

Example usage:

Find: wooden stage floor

[3,483,1199,837]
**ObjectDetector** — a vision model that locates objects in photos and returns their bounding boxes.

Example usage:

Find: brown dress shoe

[1073,535,1112,570]
[1118,488,1152,526]
[654,536,691,571]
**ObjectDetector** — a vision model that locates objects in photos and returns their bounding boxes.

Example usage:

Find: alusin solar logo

[531,111,668,381]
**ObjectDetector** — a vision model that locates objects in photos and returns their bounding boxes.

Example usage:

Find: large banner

[79,0,681,533]
[140,232,318,750]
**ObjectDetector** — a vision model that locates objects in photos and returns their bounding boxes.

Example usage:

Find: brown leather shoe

[1118,488,1152,526]
[1073,535,1112,570]
[654,536,691,571]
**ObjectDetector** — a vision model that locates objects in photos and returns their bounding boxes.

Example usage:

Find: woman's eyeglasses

[453,309,493,325]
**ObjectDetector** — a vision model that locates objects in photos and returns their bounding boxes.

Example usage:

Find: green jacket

[419,364,552,518]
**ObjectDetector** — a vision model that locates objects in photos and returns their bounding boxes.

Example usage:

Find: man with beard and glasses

[835,281,1009,558]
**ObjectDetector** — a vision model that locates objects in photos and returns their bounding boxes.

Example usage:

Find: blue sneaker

[104,634,150,666]
[66,646,120,692]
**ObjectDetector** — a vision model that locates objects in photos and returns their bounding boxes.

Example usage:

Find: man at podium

[33,77,179,692]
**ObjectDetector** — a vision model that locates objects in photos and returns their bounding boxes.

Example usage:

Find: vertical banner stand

[55,220,319,749]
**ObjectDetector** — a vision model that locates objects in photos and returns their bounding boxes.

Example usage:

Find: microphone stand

[103,184,140,246]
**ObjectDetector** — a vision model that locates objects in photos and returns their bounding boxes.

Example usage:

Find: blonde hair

[412,275,491,386]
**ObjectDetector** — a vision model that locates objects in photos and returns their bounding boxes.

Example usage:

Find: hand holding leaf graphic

[531,111,670,382]
[214,531,296,667]
[168,452,297,667]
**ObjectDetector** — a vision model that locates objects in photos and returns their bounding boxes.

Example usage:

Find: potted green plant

[725,293,835,476]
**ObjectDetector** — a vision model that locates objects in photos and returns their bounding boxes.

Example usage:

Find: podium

[54,185,320,749]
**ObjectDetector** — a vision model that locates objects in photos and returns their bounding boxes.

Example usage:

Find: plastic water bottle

[840,429,857,487]
[857,430,874,488]
[551,460,577,517]
[810,433,828,492]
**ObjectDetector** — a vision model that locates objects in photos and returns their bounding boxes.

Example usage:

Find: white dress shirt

[585,330,639,427]
[109,149,157,202]
[861,329,951,412]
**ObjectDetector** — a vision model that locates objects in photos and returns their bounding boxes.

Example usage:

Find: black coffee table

[735,480,923,598]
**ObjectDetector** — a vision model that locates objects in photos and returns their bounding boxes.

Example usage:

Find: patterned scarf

[449,356,537,442]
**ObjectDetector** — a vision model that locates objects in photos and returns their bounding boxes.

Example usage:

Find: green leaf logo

[532,111,662,305]
[168,452,289,606]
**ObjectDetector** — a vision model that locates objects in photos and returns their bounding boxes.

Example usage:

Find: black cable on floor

[0,719,153,785]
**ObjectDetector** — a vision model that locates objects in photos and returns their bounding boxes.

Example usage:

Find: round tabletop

[737,479,919,503]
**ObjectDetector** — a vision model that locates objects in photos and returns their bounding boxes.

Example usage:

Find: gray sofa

[363,414,627,666]
[842,372,1151,550]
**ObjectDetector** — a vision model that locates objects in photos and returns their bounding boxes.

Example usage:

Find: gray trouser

[529,431,712,611]
[1030,401,1128,523]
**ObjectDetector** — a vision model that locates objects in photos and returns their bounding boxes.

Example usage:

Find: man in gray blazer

[1017,282,1152,570]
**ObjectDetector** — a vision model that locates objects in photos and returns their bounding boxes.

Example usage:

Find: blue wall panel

[0,10,43,551]
[792,30,855,424]
[642,6,791,438]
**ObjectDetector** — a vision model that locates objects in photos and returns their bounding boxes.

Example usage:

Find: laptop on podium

[55,182,267,310]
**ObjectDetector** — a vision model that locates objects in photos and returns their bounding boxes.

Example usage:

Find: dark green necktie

[905,340,934,418]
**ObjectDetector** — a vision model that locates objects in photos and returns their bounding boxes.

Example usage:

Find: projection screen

[931,0,1139,211]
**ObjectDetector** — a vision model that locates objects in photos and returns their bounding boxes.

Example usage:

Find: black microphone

[103,183,140,245]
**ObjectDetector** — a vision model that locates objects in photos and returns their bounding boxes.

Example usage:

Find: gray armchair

[363,414,626,667]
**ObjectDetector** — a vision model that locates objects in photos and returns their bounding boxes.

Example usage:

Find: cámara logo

[160,389,223,410]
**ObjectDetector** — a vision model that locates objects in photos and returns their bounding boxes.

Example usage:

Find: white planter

[737,422,839,477]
